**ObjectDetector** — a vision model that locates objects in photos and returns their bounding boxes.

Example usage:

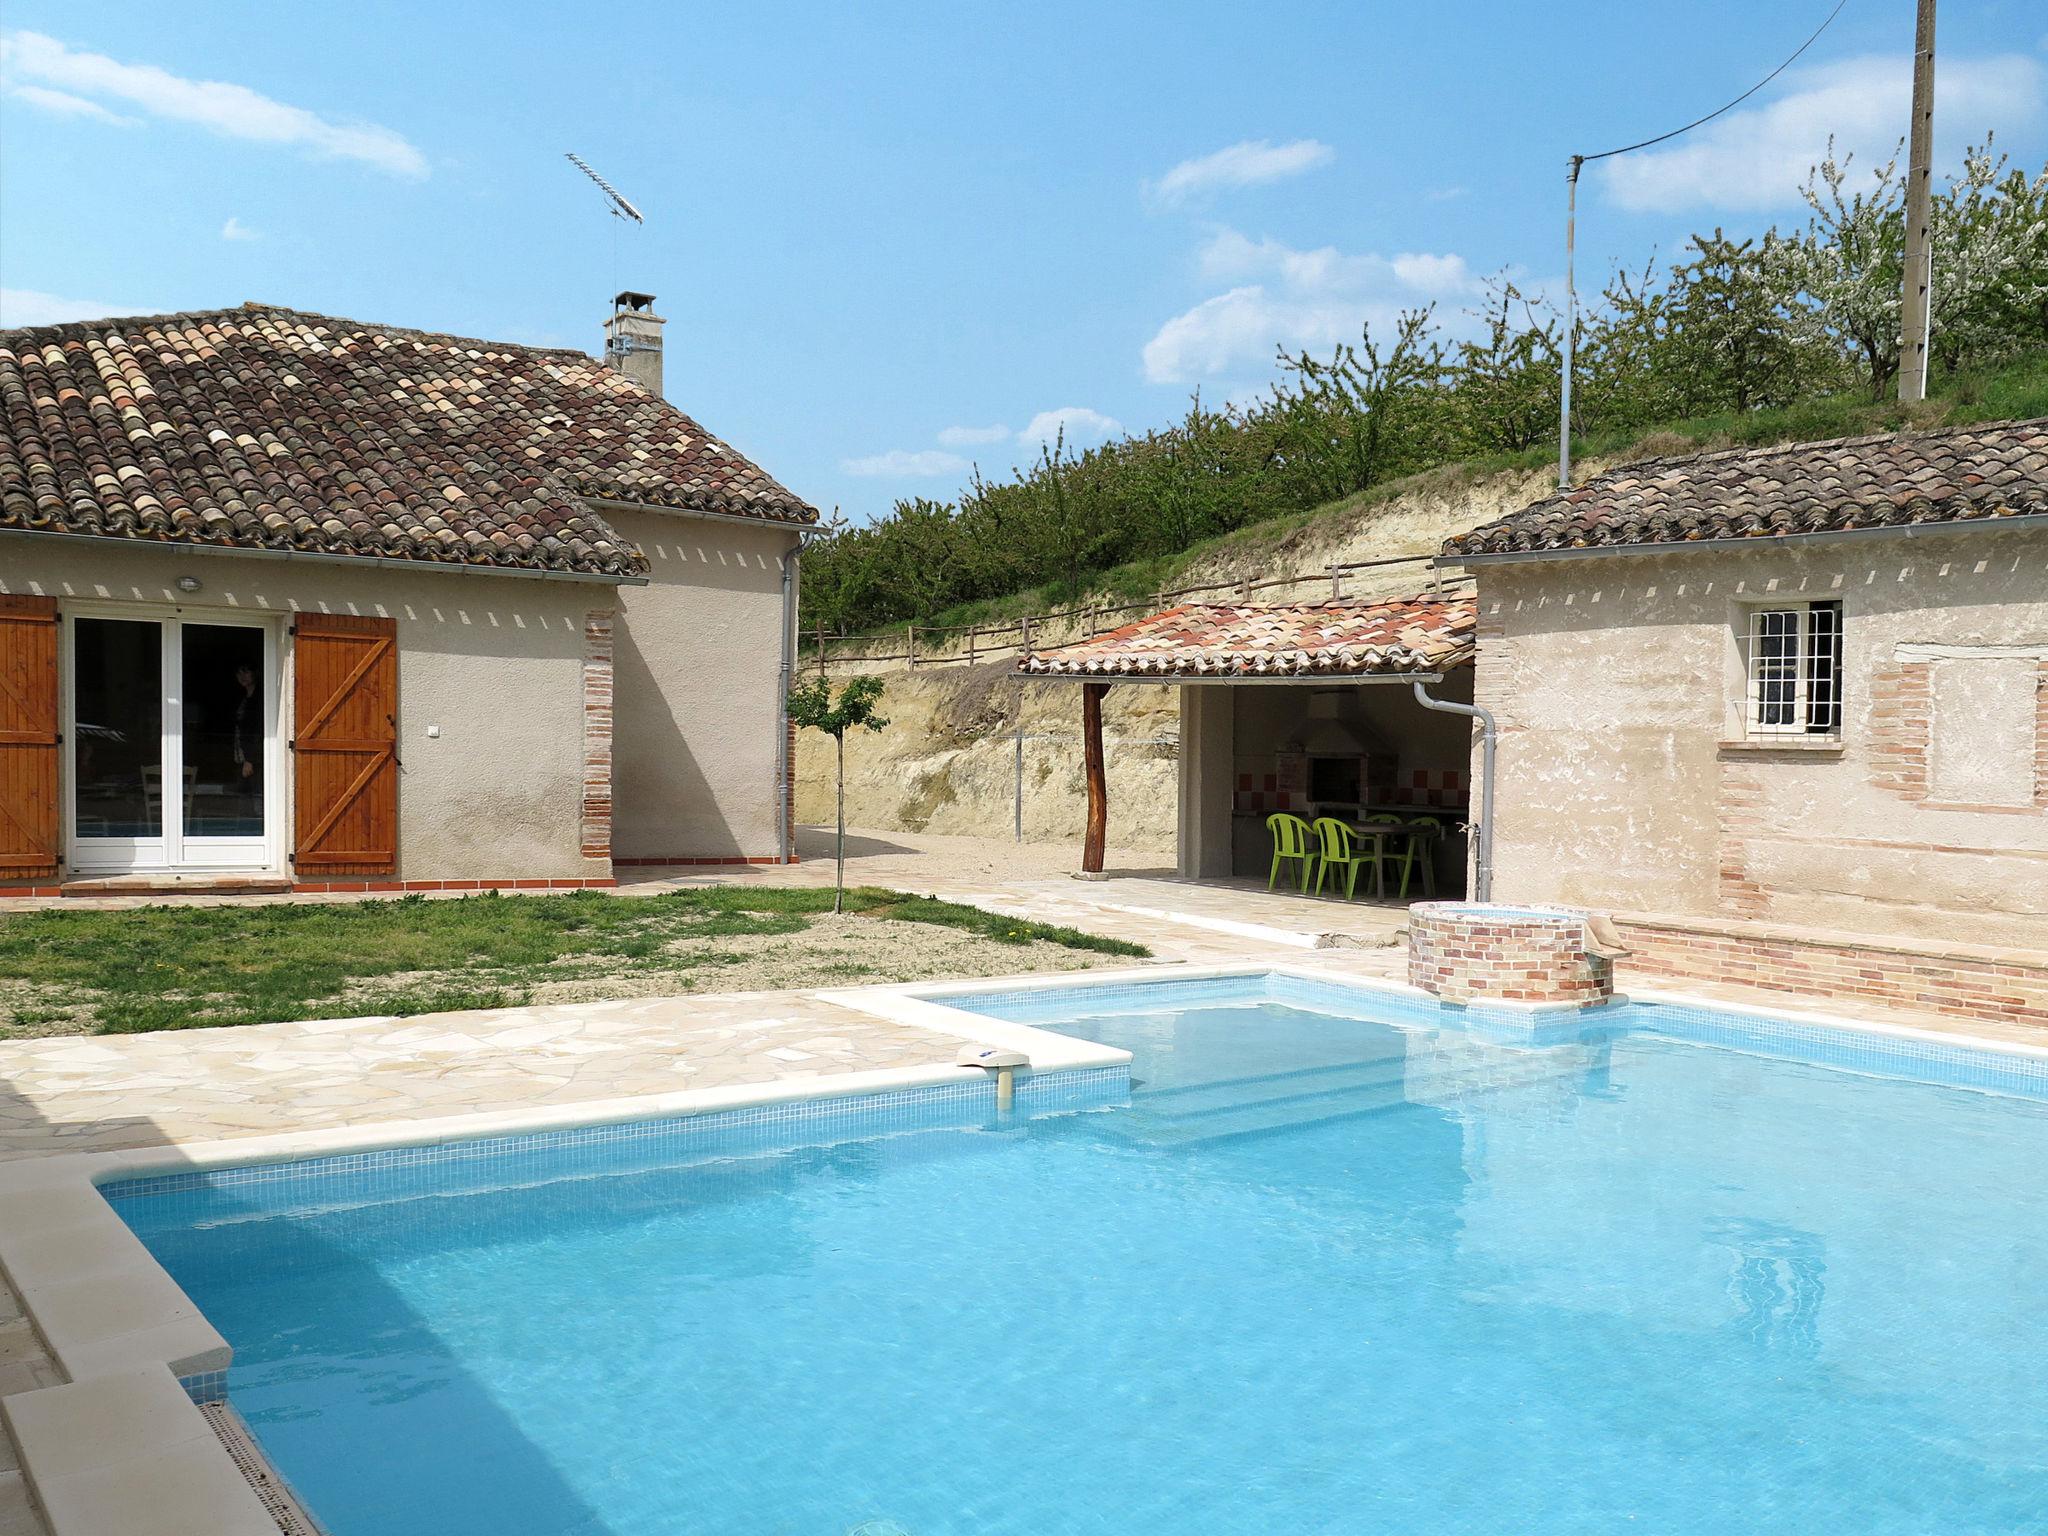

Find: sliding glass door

[68,613,278,873]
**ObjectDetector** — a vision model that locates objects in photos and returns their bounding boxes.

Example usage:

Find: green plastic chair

[1310,817,1373,900]
[1265,812,1314,892]
[1362,812,1422,899]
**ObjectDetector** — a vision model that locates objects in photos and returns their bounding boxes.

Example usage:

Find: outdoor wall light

[176,574,202,592]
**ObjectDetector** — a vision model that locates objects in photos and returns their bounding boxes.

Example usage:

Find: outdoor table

[1347,817,1447,899]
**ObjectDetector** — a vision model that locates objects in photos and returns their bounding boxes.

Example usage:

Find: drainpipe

[1411,680,1496,903]
[776,537,801,864]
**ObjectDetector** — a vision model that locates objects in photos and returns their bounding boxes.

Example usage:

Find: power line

[1578,0,1853,166]
[1559,0,1855,490]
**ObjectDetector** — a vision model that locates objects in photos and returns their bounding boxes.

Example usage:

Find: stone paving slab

[0,990,973,1164]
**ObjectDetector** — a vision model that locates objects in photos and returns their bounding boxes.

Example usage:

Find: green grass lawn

[0,887,1146,1037]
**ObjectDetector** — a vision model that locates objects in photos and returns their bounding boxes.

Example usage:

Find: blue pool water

[112,975,2048,1535]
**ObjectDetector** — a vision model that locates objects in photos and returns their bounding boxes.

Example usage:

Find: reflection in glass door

[181,625,267,849]
[71,619,166,860]
[68,614,276,873]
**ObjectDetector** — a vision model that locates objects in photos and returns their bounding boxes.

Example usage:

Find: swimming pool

[109,972,2048,1534]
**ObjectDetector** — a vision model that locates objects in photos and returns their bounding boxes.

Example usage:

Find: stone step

[1118,1052,1570,1147]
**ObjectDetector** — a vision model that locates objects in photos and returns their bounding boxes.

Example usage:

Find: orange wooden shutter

[0,595,60,878]
[292,613,398,876]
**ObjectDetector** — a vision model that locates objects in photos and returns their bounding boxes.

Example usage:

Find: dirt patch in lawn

[345,913,1112,1011]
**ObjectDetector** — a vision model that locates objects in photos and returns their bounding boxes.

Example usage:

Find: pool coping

[3,961,2044,1535]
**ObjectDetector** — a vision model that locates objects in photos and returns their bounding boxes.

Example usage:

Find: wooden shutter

[0,595,60,878]
[292,613,398,875]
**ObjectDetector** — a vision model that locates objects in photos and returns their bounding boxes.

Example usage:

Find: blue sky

[3,2,2044,523]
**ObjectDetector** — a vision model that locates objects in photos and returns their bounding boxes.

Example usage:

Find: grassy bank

[0,887,1147,1037]
[886,352,2048,638]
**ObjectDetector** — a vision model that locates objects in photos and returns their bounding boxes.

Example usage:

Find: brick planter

[1408,902,1613,1006]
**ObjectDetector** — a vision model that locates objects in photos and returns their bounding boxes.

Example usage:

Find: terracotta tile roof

[1443,418,2048,558]
[0,303,816,580]
[1018,592,1475,679]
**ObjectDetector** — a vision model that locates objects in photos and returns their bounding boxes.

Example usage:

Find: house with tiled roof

[0,296,814,890]
[1440,418,2048,999]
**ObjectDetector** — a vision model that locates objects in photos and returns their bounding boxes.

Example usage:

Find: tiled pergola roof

[1017,592,1475,680]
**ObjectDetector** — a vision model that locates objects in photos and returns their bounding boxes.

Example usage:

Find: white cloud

[1148,137,1333,207]
[1019,406,1123,449]
[0,30,428,178]
[5,82,136,125]
[1144,229,1480,384]
[1425,185,1468,202]
[936,423,1011,446]
[220,216,259,241]
[840,448,971,478]
[1599,52,2044,213]
[0,288,152,327]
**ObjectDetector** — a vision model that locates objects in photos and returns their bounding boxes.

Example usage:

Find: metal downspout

[1411,680,1497,903]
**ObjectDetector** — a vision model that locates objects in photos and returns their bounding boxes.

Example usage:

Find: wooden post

[967,628,977,666]
[1239,578,1253,606]
[1328,564,1342,600]
[1020,615,1034,657]
[1081,680,1110,874]
[906,625,917,670]
[1899,0,1938,402]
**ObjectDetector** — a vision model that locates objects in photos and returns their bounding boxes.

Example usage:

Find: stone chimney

[603,290,665,397]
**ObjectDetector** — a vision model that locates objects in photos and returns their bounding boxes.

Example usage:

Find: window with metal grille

[1743,601,1843,738]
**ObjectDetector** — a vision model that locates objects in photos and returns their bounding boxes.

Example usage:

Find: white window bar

[1744,601,1843,739]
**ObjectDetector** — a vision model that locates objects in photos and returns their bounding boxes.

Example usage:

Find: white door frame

[62,604,283,875]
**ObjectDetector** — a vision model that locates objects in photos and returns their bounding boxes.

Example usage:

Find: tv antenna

[564,152,645,223]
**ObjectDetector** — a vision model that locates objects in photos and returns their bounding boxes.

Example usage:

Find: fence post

[1239,578,1253,606]
[906,625,917,670]
[1020,615,1034,656]
[1328,564,1342,600]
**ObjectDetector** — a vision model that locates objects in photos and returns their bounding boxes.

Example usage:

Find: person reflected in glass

[231,662,259,797]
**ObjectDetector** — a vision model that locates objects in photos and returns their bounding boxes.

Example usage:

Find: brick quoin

[1867,660,1933,802]
[581,612,615,867]
[2037,659,2048,807]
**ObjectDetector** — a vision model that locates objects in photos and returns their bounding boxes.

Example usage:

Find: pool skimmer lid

[957,1045,1030,1112]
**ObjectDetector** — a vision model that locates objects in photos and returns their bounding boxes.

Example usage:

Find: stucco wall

[604,508,796,861]
[1475,527,2048,948]
[1,538,602,881]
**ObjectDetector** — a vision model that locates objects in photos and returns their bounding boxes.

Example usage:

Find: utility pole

[1559,155,1583,490]
[1898,0,1937,402]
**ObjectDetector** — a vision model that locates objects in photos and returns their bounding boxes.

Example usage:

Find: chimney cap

[613,290,658,312]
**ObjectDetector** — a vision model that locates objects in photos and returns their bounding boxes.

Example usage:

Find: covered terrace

[1017,590,1486,901]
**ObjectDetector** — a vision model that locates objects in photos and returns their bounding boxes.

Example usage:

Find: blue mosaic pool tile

[1618,999,2048,1102]
[101,1066,1129,1218]
[179,1369,227,1404]
[946,971,2048,1102]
